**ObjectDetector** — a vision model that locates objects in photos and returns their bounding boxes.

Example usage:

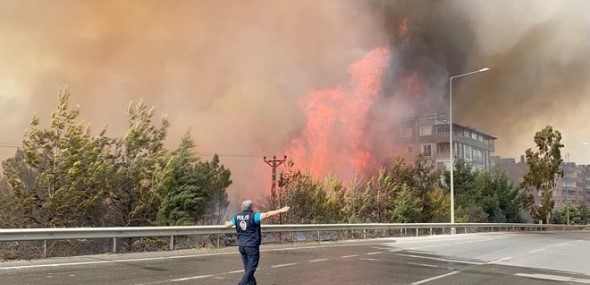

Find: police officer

[224,200,290,285]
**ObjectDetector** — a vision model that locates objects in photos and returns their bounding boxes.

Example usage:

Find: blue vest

[234,210,261,247]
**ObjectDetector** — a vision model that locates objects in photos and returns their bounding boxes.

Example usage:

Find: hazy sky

[1,0,589,201]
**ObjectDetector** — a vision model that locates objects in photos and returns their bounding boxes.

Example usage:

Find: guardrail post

[430,227,432,236]
[363,229,366,239]
[112,238,117,253]
[317,231,320,242]
[465,227,467,234]
[43,240,47,259]
[170,236,174,250]
[415,228,419,237]
[217,234,220,247]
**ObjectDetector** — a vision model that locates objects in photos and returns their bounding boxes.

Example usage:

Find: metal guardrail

[1,223,588,258]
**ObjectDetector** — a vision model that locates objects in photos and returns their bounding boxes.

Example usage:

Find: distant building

[554,162,590,208]
[393,113,496,171]
[492,154,590,208]
[491,155,528,185]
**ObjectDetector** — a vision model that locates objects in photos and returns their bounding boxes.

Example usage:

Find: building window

[401,128,412,138]
[419,125,433,136]
[473,149,483,163]
[464,145,472,160]
[437,143,449,154]
[463,130,470,137]
[405,145,414,154]
[421,144,432,157]
[471,132,478,140]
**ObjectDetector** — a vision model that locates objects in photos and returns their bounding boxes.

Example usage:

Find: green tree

[407,156,444,222]
[157,134,207,226]
[342,175,367,223]
[13,88,110,227]
[360,169,397,223]
[106,100,170,226]
[552,201,581,225]
[578,203,589,225]
[391,184,421,223]
[521,126,563,224]
[388,155,448,223]
[426,187,450,223]
[200,154,232,224]
[322,174,349,223]
[445,158,484,222]
[0,149,39,227]
[480,167,525,223]
[283,173,330,223]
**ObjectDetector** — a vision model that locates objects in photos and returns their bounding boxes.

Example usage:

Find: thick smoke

[1,0,590,204]
[368,0,590,163]
[0,1,386,202]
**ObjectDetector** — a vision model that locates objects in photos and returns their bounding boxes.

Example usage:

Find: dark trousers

[238,246,260,285]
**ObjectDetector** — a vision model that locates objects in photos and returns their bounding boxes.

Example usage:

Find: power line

[0,143,20,148]
[198,153,266,158]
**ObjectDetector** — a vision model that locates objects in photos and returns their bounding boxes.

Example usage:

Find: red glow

[285,48,391,178]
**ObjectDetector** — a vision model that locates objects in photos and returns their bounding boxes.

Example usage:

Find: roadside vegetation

[1,89,587,259]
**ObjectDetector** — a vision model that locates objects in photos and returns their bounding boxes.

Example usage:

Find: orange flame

[285,47,391,179]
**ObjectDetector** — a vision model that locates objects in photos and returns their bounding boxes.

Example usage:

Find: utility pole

[565,153,570,225]
[264,155,287,222]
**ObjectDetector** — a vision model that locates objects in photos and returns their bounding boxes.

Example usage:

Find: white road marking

[558,242,569,247]
[308,258,330,263]
[226,270,244,274]
[396,254,483,265]
[488,257,512,264]
[367,252,382,255]
[411,271,460,284]
[171,275,214,281]
[0,252,240,270]
[529,248,546,253]
[515,273,590,284]
[408,262,440,268]
[271,263,296,268]
[1,260,112,270]
[341,254,358,258]
[359,258,379,261]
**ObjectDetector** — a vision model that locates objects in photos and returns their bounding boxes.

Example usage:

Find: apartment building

[553,163,590,208]
[492,155,590,208]
[491,155,528,185]
[393,113,496,170]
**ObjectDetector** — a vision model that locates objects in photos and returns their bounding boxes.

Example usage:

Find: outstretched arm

[224,219,234,228]
[260,206,290,221]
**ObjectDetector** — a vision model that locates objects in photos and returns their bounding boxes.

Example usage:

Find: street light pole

[565,153,570,225]
[449,67,490,229]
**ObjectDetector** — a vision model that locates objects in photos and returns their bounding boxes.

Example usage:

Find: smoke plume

[1,0,590,203]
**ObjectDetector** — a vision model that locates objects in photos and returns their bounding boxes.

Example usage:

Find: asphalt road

[1,231,589,285]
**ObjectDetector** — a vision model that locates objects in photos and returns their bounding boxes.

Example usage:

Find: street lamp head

[478,67,490,72]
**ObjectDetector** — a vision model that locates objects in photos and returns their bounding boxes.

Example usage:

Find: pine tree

[157,134,207,226]
[521,126,563,224]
